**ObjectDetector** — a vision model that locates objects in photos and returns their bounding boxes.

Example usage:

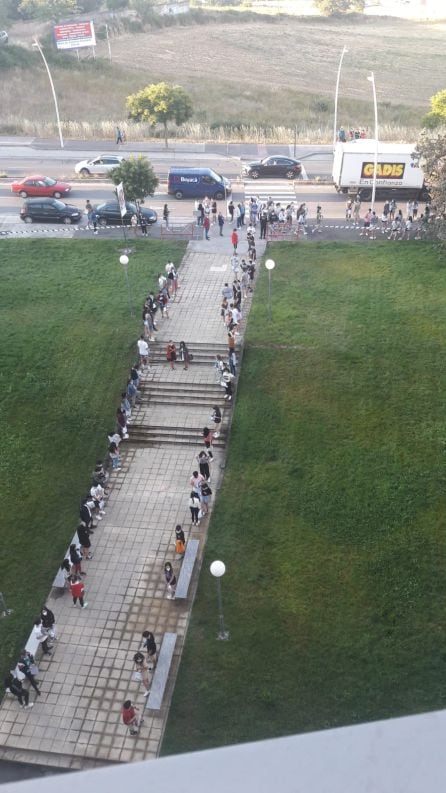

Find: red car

[11,175,71,199]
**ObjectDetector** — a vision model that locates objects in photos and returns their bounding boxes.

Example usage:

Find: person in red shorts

[69,575,88,609]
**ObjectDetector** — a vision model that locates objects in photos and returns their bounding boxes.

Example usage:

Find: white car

[74,155,124,176]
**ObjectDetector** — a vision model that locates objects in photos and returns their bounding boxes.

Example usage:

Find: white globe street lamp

[367,72,379,213]
[119,254,134,317]
[32,39,64,150]
[265,258,276,321]
[333,46,348,150]
[210,560,229,641]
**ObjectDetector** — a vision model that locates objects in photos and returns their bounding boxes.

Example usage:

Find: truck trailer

[332,140,429,201]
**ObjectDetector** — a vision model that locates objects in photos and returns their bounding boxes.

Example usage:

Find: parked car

[20,198,81,224]
[242,156,302,180]
[74,155,124,176]
[0,31,8,45]
[93,201,157,227]
[11,175,71,199]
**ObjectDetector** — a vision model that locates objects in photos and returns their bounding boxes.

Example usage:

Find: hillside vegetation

[1,13,445,140]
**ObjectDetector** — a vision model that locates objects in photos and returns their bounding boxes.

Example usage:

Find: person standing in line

[116,408,129,439]
[137,335,150,371]
[229,348,237,376]
[17,650,41,696]
[69,574,88,608]
[353,197,361,226]
[211,199,217,224]
[167,263,177,298]
[133,651,150,697]
[77,524,94,562]
[139,213,148,237]
[199,480,212,515]
[4,673,33,709]
[164,562,177,599]
[40,605,57,640]
[166,340,177,370]
[231,228,238,253]
[239,202,246,226]
[221,365,234,401]
[259,209,268,240]
[188,491,201,526]
[197,200,204,225]
[211,405,222,437]
[130,213,139,237]
[190,469,205,495]
[32,618,52,656]
[202,426,214,460]
[228,199,234,223]
[203,214,211,240]
[231,254,240,276]
[217,211,225,236]
[142,630,157,670]
[179,341,191,370]
[163,204,170,228]
[197,449,212,482]
[122,700,143,735]
[175,525,186,557]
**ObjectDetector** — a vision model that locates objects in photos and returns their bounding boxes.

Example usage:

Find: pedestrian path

[242,179,298,206]
[0,228,265,770]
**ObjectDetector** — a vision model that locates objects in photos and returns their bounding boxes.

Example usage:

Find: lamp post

[367,72,379,213]
[210,560,229,641]
[265,258,276,321]
[32,39,64,150]
[0,592,13,618]
[119,254,134,318]
[333,46,348,150]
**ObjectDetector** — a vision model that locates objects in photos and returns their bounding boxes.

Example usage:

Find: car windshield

[208,169,222,183]
[43,177,56,186]
[51,199,66,209]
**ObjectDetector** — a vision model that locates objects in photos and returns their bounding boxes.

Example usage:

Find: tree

[422,89,446,129]
[109,155,159,204]
[126,82,193,148]
[18,0,77,18]
[416,131,446,245]
[315,0,364,13]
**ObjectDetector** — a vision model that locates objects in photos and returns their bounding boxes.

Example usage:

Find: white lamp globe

[210,560,226,578]
[265,258,276,271]
[120,254,129,266]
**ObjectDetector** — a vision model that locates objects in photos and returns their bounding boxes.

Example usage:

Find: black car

[94,201,158,227]
[242,156,302,180]
[20,198,81,224]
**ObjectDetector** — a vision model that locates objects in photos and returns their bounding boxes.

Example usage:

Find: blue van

[168,167,231,200]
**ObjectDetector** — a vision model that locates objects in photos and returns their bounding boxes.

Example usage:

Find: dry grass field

[1,13,445,140]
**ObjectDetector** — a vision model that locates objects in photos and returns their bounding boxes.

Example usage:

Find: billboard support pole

[32,38,64,150]
[367,72,379,213]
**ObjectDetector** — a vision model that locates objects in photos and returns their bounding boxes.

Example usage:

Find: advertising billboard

[54,20,96,50]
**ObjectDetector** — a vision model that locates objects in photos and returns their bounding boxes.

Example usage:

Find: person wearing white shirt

[137,335,150,370]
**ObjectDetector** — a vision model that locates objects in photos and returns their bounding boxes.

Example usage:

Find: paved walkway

[0,229,265,770]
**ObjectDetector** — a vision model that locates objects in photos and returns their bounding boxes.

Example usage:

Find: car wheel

[174,190,184,200]
[63,216,72,225]
[19,190,28,198]
[250,170,260,179]
[214,191,224,200]
[23,215,33,223]
[53,191,62,198]
[285,169,296,180]
[80,168,90,177]
[99,217,108,227]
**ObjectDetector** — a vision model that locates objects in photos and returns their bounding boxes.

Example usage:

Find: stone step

[141,396,228,407]
[129,425,226,446]
[129,433,226,448]
[139,381,224,394]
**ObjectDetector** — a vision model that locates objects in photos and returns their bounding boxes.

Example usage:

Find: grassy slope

[162,241,446,754]
[0,238,186,677]
[1,15,446,133]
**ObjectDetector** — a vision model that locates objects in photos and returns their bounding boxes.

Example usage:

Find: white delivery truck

[332,140,429,201]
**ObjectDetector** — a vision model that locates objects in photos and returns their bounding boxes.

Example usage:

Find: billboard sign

[54,20,96,50]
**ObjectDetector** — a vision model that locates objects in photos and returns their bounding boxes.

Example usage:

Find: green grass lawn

[162,241,446,754]
[0,238,186,678]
